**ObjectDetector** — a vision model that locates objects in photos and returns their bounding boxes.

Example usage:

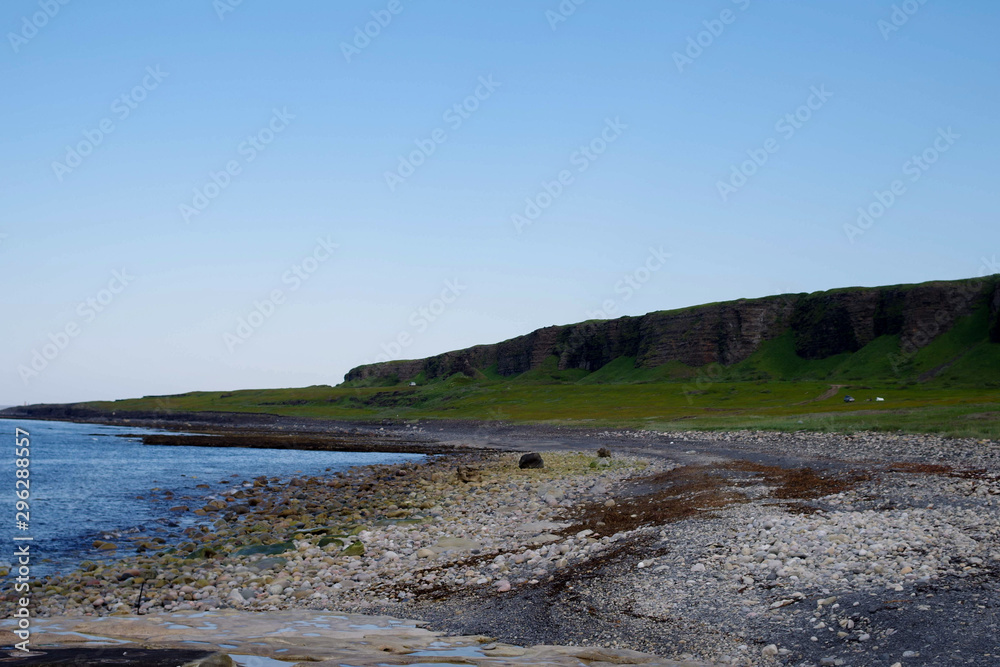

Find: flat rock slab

[431,537,482,552]
[516,520,569,534]
[6,609,718,666]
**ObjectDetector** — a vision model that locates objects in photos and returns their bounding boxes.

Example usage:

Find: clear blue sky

[2,0,997,405]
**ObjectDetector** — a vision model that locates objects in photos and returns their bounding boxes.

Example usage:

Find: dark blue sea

[1,418,423,577]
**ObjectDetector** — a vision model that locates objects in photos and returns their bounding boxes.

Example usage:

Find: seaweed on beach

[561,460,872,537]
[562,465,745,536]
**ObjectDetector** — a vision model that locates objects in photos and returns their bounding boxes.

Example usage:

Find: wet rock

[187,546,218,559]
[250,557,287,571]
[341,541,365,557]
[19,451,654,626]
[433,537,482,552]
[456,466,482,483]
[235,541,295,557]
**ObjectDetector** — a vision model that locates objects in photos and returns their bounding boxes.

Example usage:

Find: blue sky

[2,0,997,404]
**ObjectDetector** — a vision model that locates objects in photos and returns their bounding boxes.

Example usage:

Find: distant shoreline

[0,407,465,456]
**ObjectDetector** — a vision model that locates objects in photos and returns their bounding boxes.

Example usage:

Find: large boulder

[519,453,544,469]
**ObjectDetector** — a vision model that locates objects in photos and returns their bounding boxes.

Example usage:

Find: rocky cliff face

[345,276,999,383]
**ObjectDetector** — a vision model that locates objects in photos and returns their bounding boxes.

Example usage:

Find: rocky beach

[7,1,996,663]
[3,421,1000,666]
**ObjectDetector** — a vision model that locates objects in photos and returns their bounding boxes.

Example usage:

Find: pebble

[12,428,1000,666]
[13,451,650,620]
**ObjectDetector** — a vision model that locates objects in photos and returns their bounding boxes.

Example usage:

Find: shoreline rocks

[4,427,999,665]
[4,451,650,620]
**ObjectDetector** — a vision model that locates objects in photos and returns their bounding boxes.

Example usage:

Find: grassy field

[81,301,1000,438]
[83,379,1000,439]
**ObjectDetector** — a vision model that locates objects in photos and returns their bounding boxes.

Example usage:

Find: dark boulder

[597,447,612,458]
[519,453,544,469]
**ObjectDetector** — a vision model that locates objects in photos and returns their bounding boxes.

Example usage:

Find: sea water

[0,418,423,577]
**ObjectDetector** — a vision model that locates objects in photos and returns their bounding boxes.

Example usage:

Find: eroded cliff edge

[345,276,1000,384]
